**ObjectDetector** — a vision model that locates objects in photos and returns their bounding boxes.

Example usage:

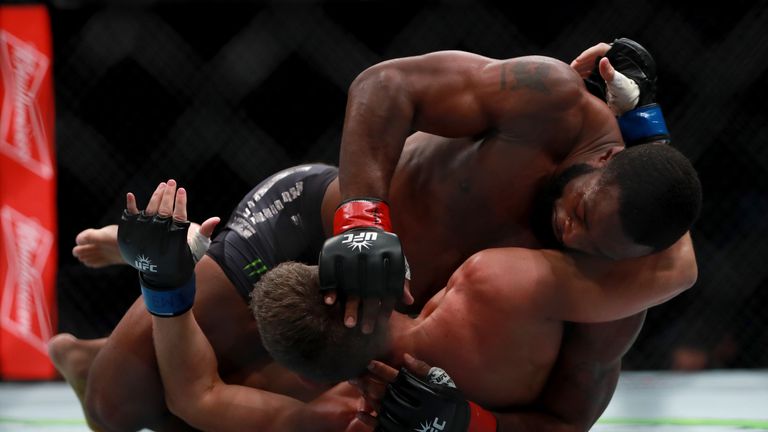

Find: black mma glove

[378,368,497,432]
[117,210,196,317]
[318,198,405,300]
[585,37,670,146]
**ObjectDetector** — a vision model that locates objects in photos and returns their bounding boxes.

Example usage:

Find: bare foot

[48,334,106,430]
[72,223,207,268]
[48,334,105,399]
[72,225,124,268]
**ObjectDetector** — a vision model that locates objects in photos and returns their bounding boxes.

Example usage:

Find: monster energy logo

[243,258,268,277]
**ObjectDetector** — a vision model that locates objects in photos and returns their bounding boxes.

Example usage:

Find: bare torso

[85,52,653,431]
[401,265,563,408]
[390,132,551,307]
[385,86,621,308]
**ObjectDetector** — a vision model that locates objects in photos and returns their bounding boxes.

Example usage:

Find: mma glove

[378,368,497,432]
[118,211,196,317]
[585,38,671,146]
[319,198,405,300]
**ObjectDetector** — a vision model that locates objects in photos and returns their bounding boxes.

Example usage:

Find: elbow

[677,240,699,292]
[164,390,190,423]
[680,257,698,291]
[668,232,698,294]
[348,63,407,102]
[164,385,213,429]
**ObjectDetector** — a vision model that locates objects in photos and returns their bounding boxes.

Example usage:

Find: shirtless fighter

[51,40,699,431]
[113,171,697,432]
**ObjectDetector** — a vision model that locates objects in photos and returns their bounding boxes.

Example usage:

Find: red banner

[0,4,57,380]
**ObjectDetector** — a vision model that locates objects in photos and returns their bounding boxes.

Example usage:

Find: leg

[48,334,106,430]
[49,334,105,402]
[72,225,124,268]
[83,297,193,432]
[82,256,269,431]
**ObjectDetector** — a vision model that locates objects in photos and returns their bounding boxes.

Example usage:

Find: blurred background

[35,0,768,371]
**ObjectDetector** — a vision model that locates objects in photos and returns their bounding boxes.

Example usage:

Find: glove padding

[118,210,195,288]
[118,210,197,316]
[319,198,405,300]
[584,38,670,145]
[319,227,405,299]
[585,37,657,107]
[377,368,497,432]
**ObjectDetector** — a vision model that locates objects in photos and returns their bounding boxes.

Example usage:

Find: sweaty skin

[148,180,691,432]
[62,50,696,432]
[331,50,696,429]
[366,235,694,414]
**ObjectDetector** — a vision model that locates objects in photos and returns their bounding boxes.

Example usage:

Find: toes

[75,229,96,246]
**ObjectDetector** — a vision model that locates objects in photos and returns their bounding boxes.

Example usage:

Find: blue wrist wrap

[618,103,670,145]
[140,275,196,317]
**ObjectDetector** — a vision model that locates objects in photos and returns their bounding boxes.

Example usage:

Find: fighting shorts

[206,164,338,301]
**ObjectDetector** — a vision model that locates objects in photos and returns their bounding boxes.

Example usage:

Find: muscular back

[405,257,563,408]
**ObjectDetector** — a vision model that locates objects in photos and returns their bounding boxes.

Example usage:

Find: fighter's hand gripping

[318,198,407,333]
[353,354,497,432]
[572,41,640,116]
[574,38,670,146]
[118,179,219,317]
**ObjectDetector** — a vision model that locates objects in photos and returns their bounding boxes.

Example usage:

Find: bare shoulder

[451,248,562,305]
[470,55,588,137]
[363,50,494,78]
[493,55,583,97]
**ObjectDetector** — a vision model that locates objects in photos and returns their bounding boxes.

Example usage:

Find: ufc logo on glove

[341,231,377,251]
[417,417,447,432]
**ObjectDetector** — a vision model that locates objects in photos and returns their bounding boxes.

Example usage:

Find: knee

[83,388,126,432]
[84,381,156,432]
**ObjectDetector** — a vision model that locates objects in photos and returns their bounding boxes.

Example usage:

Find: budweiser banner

[0,4,57,379]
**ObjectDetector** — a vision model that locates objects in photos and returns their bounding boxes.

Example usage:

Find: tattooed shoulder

[499,58,558,94]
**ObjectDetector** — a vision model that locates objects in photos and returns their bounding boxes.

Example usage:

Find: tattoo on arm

[500,60,552,94]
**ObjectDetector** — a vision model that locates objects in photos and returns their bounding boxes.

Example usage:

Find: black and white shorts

[206,164,338,301]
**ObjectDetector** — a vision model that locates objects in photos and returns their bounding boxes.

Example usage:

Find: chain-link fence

[51,1,768,369]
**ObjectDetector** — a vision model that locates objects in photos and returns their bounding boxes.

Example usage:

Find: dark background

[50,1,768,369]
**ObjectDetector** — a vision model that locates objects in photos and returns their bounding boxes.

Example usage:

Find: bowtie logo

[1,205,54,355]
[0,30,53,179]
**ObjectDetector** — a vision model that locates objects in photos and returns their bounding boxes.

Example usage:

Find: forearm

[550,232,697,322]
[339,51,503,199]
[498,314,646,432]
[495,352,622,431]
[339,65,414,199]
[151,312,220,413]
[151,312,302,431]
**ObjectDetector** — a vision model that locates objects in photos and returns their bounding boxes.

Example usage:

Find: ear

[597,146,623,167]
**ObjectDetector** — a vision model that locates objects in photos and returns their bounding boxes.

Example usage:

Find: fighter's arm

[323,52,587,331]
[363,318,642,432]
[120,181,360,432]
[491,313,646,431]
[152,309,366,432]
[340,51,585,199]
[471,233,697,323]
[151,310,308,431]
